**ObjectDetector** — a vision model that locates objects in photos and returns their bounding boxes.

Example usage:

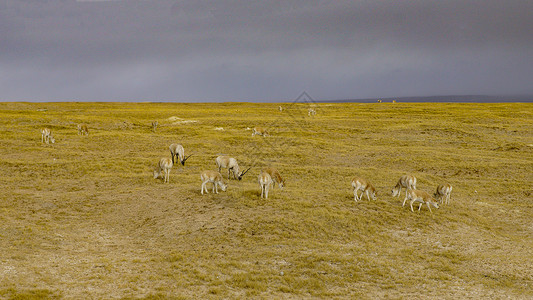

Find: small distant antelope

[169,143,192,166]
[77,124,89,135]
[434,184,453,205]
[278,106,283,112]
[392,100,397,103]
[252,127,268,137]
[405,189,440,213]
[216,156,251,180]
[308,108,316,116]
[151,121,158,132]
[391,175,417,199]
[262,167,284,189]
[200,170,227,195]
[153,157,173,183]
[377,99,382,103]
[351,177,377,201]
[41,128,55,144]
[259,171,273,199]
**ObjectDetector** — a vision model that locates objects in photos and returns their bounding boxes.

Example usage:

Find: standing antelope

[252,127,268,137]
[153,158,173,183]
[259,171,273,199]
[308,108,316,116]
[215,156,251,180]
[200,170,227,195]
[262,167,284,189]
[351,177,377,201]
[278,106,283,112]
[169,144,192,166]
[405,189,440,213]
[391,175,417,199]
[434,184,453,205]
[152,121,158,132]
[77,124,89,135]
[41,128,55,144]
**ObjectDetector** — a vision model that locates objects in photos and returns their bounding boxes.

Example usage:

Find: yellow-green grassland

[0,101,532,299]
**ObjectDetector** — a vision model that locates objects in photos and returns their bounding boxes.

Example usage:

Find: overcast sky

[1,0,532,102]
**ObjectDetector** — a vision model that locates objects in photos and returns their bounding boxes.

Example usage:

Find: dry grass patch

[0,102,532,298]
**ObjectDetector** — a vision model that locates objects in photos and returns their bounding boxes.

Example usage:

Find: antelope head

[238,167,251,180]
[181,154,192,166]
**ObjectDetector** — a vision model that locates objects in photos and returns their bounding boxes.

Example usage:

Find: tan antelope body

[405,189,440,213]
[41,128,55,144]
[434,184,453,205]
[308,108,316,116]
[200,170,227,194]
[216,156,250,180]
[169,143,192,166]
[153,157,173,183]
[262,167,284,189]
[351,177,377,201]
[391,175,417,199]
[252,127,268,137]
[77,124,89,135]
[152,121,158,132]
[259,171,273,199]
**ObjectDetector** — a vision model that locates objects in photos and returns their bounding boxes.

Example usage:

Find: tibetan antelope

[153,157,173,183]
[152,121,158,132]
[77,124,89,135]
[215,156,251,180]
[377,99,382,103]
[200,170,227,195]
[405,189,440,213]
[169,144,192,166]
[252,127,268,137]
[351,177,377,202]
[262,167,285,189]
[259,171,273,199]
[434,184,453,205]
[41,128,55,144]
[308,108,316,116]
[278,106,283,112]
[391,175,417,199]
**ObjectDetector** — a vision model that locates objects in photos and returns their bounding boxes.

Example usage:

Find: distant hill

[322,95,533,103]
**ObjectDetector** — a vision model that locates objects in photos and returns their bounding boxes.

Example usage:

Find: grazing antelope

[153,157,173,183]
[308,108,316,116]
[434,184,453,205]
[200,170,227,195]
[41,128,55,144]
[152,121,158,132]
[259,171,273,199]
[215,156,251,180]
[252,127,268,137]
[262,167,285,189]
[351,177,377,202]
[405,189,440,213]
[169,143,192,166]
[77,124,89,135]
[391,175,417,199]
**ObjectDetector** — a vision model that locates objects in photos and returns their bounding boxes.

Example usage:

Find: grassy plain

[0,101,531,299]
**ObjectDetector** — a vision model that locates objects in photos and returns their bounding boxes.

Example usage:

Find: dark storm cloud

[1,0,532,101]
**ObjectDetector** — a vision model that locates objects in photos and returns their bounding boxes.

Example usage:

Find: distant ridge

[321,95,533,103]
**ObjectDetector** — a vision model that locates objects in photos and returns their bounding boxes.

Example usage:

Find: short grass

[0,101,532,299]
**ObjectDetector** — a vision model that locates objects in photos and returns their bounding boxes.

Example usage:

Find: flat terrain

[0,102,532,299]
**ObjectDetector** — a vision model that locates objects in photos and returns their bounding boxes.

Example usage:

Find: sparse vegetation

[0,102,531,298]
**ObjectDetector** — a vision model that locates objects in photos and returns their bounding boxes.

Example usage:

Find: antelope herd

[37,107,454,214]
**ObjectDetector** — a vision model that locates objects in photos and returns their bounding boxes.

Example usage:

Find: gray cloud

[1,0,532,101]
